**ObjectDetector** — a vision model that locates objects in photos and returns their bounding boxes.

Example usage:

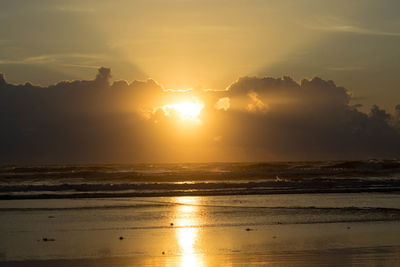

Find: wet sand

[0,195,399,266]
[2,245,400,267]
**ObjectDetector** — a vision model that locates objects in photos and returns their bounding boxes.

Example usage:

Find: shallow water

[0,194,399,265]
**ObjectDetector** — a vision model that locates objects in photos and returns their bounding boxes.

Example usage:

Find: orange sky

[1,1,400,163]
[1,1,400,112]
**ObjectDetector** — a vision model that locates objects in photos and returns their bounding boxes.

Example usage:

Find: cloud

[0,53,103,66]
[0,68,399,163]
[393,105,400,131]
[246,91,268,113]
[326,66,365,72]
[215,97,230,111]
[53,6,96,13]
[316,24,400,37]
[212,76,400,160]
[309,17,400,37]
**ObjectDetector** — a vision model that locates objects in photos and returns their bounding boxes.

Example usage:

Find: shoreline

[2,188,400,200]
[2,245,400,266]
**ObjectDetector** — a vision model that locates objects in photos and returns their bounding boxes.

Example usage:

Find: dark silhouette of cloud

[0,68,399,163]
[210,76,400,160]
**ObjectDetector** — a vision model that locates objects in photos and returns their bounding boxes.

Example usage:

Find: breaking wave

[1,160,399,199]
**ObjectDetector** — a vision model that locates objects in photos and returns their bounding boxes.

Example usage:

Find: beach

[1,193,399,266]
[1,162,400,266]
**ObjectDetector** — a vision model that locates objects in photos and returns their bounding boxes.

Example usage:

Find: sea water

[0,161,399,265]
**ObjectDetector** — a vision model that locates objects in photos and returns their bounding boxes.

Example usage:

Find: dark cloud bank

[0,68,399,163]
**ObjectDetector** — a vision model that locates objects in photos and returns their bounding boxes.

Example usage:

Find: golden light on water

[174,197,204,267]
[178,227,200,267]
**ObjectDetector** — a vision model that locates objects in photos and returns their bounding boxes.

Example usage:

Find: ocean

[0,160,399,266]
[1,160,400,199]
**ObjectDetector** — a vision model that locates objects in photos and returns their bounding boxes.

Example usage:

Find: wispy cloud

[310,17,400,37]
[316,25,400,37]
[53,6,96,13]
[0,54,103,69]
[326,66,365,72]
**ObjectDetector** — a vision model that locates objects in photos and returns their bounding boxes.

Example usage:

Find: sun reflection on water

[174,197,204,267]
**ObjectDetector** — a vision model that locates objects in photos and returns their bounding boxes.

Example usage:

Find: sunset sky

[1,0,400,163]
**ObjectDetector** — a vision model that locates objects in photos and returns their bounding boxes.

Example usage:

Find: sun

[160,101,204,123]
[170,102,203,120]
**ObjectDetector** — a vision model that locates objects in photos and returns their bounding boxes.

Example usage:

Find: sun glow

[161,101,204,123]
